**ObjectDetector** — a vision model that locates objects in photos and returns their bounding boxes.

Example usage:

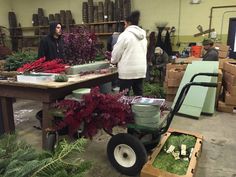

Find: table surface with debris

[0,71,118,89]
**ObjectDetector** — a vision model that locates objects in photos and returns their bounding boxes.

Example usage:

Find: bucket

[191,46,202,58]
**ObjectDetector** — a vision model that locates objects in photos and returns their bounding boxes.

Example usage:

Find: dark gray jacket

[152,51,169,68]
[202,48,219,61]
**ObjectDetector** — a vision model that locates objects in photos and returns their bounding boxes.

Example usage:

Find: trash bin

[191,46,202,58]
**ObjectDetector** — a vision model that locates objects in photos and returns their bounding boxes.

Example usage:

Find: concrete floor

[13,99,236,177]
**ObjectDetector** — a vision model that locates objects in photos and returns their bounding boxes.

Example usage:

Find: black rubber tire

[45,133,56,152]
[107,133,147,176]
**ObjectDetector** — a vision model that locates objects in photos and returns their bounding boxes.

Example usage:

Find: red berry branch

[17,57,68,73]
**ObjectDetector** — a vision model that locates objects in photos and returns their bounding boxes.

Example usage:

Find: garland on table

[54,87,134,138]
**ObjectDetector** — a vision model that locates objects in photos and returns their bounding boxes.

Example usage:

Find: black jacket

[38,22,64,60]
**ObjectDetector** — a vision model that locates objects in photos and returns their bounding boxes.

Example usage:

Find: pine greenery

[0,134,91,177]
[143,82,165,98]
[4,52,37,71]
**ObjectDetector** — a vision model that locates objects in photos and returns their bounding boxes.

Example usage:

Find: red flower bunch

[63,26,98,65]
[54,87,134,138]
[17,57,68,73]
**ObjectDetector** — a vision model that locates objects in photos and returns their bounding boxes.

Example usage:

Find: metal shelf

[84,20,124,25]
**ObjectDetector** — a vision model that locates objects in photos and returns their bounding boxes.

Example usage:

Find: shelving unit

[7,20,124,51]
[84,20,124,25]
[84,20,124,36]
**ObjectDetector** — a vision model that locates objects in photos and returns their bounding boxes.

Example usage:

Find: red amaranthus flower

[17,57,68,73]
[54,87,134,138]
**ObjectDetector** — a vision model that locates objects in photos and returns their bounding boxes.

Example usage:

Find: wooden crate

[141,128,203,177]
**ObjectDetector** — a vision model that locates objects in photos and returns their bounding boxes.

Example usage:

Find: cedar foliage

[4,52,37,71]
[0,134,91,177]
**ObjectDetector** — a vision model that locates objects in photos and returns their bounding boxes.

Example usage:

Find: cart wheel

[107,133,147,176]
[45,132,57,152]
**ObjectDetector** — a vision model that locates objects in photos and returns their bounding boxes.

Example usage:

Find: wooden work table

[0,71,118,150]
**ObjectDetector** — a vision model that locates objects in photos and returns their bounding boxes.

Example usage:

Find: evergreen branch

[30,138,88,177]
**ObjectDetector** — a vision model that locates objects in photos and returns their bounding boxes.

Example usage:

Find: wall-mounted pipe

[176,0,182,46]
[208,5,236,37]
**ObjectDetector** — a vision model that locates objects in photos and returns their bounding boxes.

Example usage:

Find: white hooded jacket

[111,25,147,79]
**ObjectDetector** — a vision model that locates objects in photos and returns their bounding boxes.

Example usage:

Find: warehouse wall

[133,0,236,48]
[2,0,236,49]
[9,0,81,26]
[0,0,12,28]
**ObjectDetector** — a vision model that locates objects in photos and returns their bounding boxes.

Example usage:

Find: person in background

[107,29,121,90]
[36,21,64,130]
[107,32,120,52]
[38,21,64,60]
[152,47,169,82]
[202,39,218,61]
[111,11,147,96]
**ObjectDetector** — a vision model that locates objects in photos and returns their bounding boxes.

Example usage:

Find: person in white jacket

[111,11,147,96]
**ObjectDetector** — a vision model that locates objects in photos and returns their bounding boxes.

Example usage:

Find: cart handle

[158,81,217,135]
[190,73,218,82]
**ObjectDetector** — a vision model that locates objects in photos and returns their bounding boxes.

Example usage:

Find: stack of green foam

[172,61,218,118]
[132,104,160,128]
[66,61,110,75]
[72,88,91,99]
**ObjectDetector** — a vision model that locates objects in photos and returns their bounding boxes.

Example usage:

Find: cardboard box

[164,81,167,89]
[218,69,223,82]
[166,63,188,71]
[167,79,181,87]
[224,72,236,86]
[224,81,236,96]
[223,62,236,75]
[166,94,176,102]
[184,57,202,63]
[217,101,236,113]
[215,42,230,58]
[168,69,185,80]
[219,58,235,69]
[214,43,230,52]
[225,91,236,106]
[165,87,178,95]
[218,50,228,59]
[141,128,203,177]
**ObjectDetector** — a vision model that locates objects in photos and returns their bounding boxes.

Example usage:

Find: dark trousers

[119,78,144,96]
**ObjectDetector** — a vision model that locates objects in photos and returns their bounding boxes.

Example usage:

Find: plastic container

[191,46,202,58]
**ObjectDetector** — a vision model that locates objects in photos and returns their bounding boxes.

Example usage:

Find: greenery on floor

[0,134,91,177]
[128,82,164,98]
[143,82,165,98]
[152,134,196,175]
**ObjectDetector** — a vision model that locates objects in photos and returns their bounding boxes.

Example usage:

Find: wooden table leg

[42,102,54,150]
[0,97,15,133]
